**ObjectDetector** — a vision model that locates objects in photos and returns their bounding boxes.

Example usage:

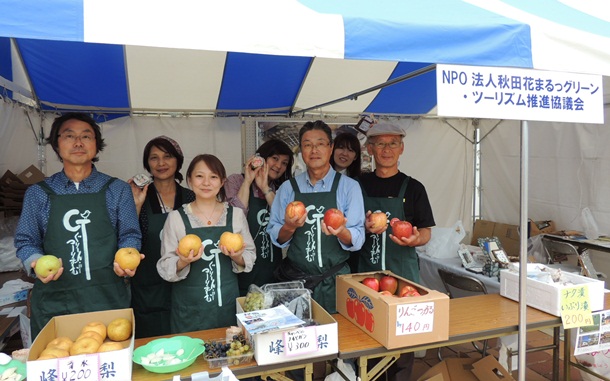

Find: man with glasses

[15,112,141,338]
[268,120,365,315]
[358,123,435,381]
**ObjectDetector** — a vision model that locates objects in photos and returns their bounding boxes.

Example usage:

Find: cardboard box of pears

[27,308,135,381]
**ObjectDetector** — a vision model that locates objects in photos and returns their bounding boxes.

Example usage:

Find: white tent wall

[480,105,610,285]
[1,101,475,236]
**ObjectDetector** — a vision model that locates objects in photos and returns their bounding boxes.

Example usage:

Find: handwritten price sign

[284,326,318,356]
[395,302,435,336]
[560,285,594,329]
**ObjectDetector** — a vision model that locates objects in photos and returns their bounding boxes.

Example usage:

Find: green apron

[287,174,349,314]
[30,179,129,338]
[130,197,171,338]
[358,177,420,283]
[170,206,239,333]
[238,186,281,296]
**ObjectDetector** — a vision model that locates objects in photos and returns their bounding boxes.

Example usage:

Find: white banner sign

[437,64,604,124]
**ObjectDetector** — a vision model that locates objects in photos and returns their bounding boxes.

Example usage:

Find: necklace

[155,183,175,213]
[193,202,219,225]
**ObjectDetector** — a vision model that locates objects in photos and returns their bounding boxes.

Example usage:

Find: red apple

[369,212,388,230]
[379,290,393,296]
[399,285,421,297]
[286,201,307,219]
[355,300,366,326]
[346,298,355,318]
[391,219,413,239]
[379,275,398,294]
[361,277,380,292]
[324,208,345,230]
[364,310,375,332]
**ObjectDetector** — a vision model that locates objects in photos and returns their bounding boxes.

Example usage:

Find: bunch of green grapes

[244,291,265,312]
[226,335,251,357]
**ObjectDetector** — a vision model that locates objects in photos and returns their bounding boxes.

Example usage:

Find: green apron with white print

[170,206,239,333]
[30,179,128,339]
[130,198,171,338]
[358,177,420,283]
[286,174,349,314]
[238,186,281,296]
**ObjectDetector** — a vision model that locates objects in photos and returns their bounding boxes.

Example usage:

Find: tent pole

[518,120,529,380]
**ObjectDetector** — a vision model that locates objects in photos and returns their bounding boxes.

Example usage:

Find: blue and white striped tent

[1,0,609,118]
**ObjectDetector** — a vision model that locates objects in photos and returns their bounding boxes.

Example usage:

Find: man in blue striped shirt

[14,112,141,338]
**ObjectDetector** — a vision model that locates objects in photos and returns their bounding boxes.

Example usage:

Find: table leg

[553,326,559,381]
[358,353,400,381]
[564,328,571,381]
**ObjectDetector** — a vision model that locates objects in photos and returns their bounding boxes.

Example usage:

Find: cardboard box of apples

[336,270,449,350]
[27,308,135,381]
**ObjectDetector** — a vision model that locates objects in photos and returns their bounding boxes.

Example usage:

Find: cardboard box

[500,263,605,316]
[336,271,449,350]
[18,165,45,185]
[471,219,520,257]
[0,170,22,188]
[236,297,338,366]
[27,308,135,381]
[417,356,516,381]
[529,220,556,236]
[471,219,557,257]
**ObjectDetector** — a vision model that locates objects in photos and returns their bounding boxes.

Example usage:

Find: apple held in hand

[178,234,203,256]
[286,201,307,219]
[219,232,244,252]
[114,247,141,271]
[390,218,413,239]
[34,254,61,278]
[369,212,388,230]
[361,277,380,292]
[379,275,398,294]
[399,285,421,297]
[250,154,264,170]
[324,208,344,230]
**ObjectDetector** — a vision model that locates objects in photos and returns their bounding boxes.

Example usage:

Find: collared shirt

[14,166,142,270]
[267,166,365,251]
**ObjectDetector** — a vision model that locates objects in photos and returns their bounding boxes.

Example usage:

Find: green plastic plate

[0,359,27,381]
[132,335,205,374]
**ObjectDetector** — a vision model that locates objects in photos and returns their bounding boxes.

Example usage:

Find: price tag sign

[284,326,318,356]
[57,354,100,380]
[395,302,435,336]
[560,285,594,329]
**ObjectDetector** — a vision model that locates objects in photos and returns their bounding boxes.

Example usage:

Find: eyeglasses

[301,141,331,151]
[370,141,401,150]
[59,133,95,143]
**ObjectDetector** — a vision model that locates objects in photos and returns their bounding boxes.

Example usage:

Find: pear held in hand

[34,254,61,278]
[114,247,141,271]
